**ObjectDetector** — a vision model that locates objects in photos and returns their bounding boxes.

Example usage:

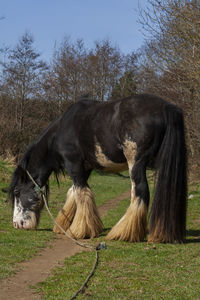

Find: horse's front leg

[53,185,77,234]
[53,158,103,239]
[68,185,103,239]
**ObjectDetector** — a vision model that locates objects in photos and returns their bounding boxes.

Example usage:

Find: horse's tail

[149,103,187,243]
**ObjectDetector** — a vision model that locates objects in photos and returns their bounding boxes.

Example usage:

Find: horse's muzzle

[13,211,38,230]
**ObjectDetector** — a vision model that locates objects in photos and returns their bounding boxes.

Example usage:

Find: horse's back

[55,94,182,170]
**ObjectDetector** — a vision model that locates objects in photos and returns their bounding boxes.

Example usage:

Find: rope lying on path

[26,170,106,300]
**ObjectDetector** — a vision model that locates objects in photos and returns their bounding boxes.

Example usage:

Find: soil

[0,190,130,300]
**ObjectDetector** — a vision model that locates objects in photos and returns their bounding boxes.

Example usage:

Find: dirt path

[0,191,130,300]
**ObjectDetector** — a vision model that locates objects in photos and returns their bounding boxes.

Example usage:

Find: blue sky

[1,0,148,62]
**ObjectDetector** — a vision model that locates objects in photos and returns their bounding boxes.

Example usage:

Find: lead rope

[26,170,106,299]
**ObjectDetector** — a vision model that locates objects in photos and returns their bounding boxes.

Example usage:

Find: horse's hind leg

[106,142,149,242]
[53,185,77,234]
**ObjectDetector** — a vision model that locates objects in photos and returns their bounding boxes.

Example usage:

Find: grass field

[35,185,200,300]
[0,160,130,280]
[0,160,200,299]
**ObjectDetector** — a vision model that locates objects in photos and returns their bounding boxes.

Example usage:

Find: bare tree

[44,38,124,103]
[1,32,47,130]
[138,0,200,97]
[87,39,124,101]
[43,38,88,105]
[137,0,200,174]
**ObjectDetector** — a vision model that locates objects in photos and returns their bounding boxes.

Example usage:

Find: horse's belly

[102,162,128,173]
[95,144,128,173]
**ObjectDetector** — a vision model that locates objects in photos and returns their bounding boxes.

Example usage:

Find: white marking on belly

[95,144,128,173]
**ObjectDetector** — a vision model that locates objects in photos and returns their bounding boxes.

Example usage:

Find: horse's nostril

[13,222,17,228]
[20,220,24,226]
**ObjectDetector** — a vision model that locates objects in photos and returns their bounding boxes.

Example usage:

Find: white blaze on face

[13,197,37,229]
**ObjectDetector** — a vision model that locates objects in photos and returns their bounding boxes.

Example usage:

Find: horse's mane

[9,141,51,205]
[9,112,65,205]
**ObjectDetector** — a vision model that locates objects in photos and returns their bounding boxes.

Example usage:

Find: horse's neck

[27,117,60,187]
[28,142,52,187]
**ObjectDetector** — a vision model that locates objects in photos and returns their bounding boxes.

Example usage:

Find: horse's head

[10,167,45,230]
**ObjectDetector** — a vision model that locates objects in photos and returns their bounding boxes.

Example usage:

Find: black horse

[9,94,187,243]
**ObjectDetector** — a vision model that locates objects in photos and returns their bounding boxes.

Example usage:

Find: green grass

[35,180,200,300]
[1,159,200,299]
[0,160,130,280]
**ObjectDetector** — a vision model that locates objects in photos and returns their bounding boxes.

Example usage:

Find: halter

[26,170,45,197]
